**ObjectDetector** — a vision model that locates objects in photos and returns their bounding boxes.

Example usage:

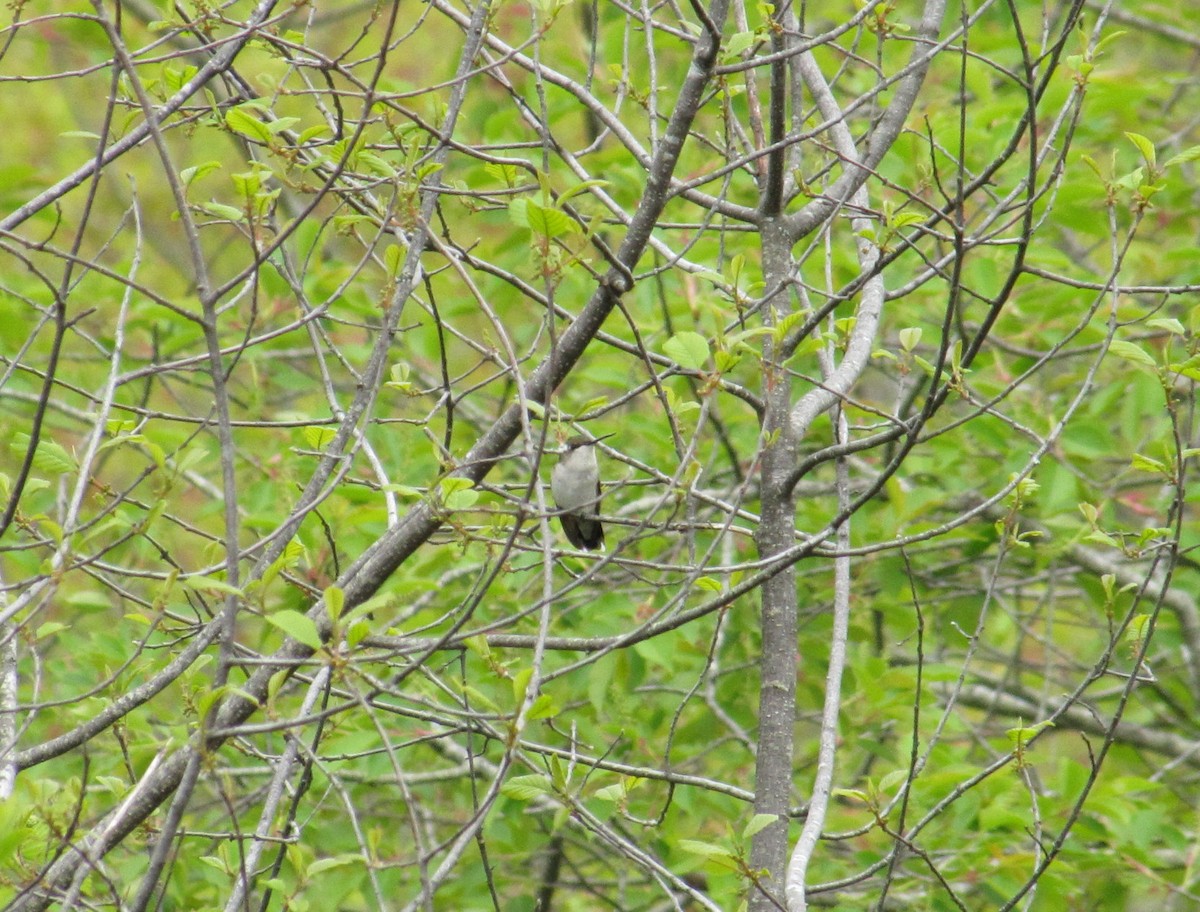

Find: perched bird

[550,434,611,550]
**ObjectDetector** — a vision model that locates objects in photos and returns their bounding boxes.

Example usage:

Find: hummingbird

[550,434,612,550]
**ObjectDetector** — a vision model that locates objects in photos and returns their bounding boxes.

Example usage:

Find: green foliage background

[1,0,1199,910]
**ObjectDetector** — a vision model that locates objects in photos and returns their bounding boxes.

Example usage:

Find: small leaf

[301,426,337,449]
[898,327,922,352]
[526,693,558,720]
[593,782,627,802]
[1124,131,1156,168]
[35,622,68,641]
[324,585,345,621]
[742,813,779,839]
[508,197,531,227]
[180,161,222,187]
[575,396,609,415]
[663,332,711,371]
[714,350,741,373]
[501,774,552,801]
[464,636,493,660]
[438,478,479,511]
[831,787,871,803]
[512,666,533,705]
[10,433,76,475]
[524,201,578,238]
[1130,453,1167,474]
[196,202,244,221]
[888,211,925,229]
[384,243,405,276]
[297,124,332,145]
[1107,340,1157,368]
[1162,145,1200,169]
[1005,719,1054,744]
[558,178,609,203]
[878,769,909,792]
[225,106,273,144]
[346,619,371,649]
[460,685,500,713]
[1127,613,1153,644]
[307,855,360,876]
[182,575,243,597]
[1081,154,1104,180]
[723,30,757,58]
[677,839,734,861]
[267,610,323,650]
[1147,317,1184,335]
[484,161,523,186]
[266,116,301,135]
[267,669,289,705]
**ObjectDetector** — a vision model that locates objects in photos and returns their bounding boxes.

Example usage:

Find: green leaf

[677,839,734,861]
[1107,340,1157,368]
[460,685,500,713]
[437,478,479,511]
[225,106,273,144]
[831,787,870,803]
[267,610,323,650]
[888,211,925,229]
[324,585,345,620]
[575,396,609,415]
[10,432,76,475]
[266,116,301,135]
[1130,453,1167,474]
[742,813,779,839]
[484,161,523,186]
[524,201,577,238]
[722,30,757,58]
[307,854,360,876]
[35,622,68,641]
[180,161,222,187]
[1005,719,1054,745]
[301,426,337,449]
[267,669,289,705]
[526,693,558,720]
[181,575,243,597]
[512,665,533,705]
[384,243,405,276]
[501,774,552,801]
[1162,145,1200,169]
[196,202,245,222]
[1127,613,1153,644]
[508,197,531,227]
[878,769,909,792]
[593,782,627,802]
[558,178,609,203]
[1124,131,1156,168]
[1147,317,1184,335]
[898,326,922,352]
[464,635,493,660]
[346,619,371,648]
[663,332,711,371]
[297,124,332,145]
